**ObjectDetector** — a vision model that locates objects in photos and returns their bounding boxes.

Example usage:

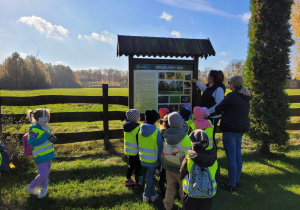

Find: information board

[134,64,193,113]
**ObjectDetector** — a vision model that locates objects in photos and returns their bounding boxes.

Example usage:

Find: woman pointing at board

[192,70,226,146]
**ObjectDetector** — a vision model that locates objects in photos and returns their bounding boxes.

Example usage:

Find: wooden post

[102,84,109,149]
[192,56,201,108]
[128,54,134,109]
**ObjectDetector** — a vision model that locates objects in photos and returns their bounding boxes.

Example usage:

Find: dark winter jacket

[180,145,217,180]
[215,90,251,133]
[123,121,140,133]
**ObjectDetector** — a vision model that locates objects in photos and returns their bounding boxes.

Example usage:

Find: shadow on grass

[218,145,300,173]
[50,165,126,184]
[214,148,300,209]
[54,139,126,163]
[2,140,299,210]
[214,172,300,210]
[23,185,172,210]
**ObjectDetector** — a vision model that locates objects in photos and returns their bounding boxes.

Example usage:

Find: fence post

[102,84,110,149]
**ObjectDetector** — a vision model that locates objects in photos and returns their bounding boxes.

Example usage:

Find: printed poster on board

[133,64,193,113]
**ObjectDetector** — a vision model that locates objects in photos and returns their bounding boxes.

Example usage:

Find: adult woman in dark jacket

[192,70,226,146]
[215,76,251,192]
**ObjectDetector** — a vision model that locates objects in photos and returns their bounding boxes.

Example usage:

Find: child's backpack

[0,142,11,172]
[188,164,214,198]
[22,133,33,156]
[162,143,183,167]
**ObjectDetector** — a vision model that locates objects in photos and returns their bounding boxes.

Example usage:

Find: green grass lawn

[1,136,299,210]
[1,88,300,209]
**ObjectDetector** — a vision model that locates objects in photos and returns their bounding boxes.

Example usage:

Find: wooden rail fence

[1,85,300,147]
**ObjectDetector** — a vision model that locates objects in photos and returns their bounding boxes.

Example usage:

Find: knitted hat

[168,112,184,128]
[180,106,190,121]
[144,109,159,124]
[182,104,191,113]
[126,109,140,122]
[159,108,170,118]
[189,129,209,151]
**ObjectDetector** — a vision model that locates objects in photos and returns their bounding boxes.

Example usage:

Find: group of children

[22,105,217,210]
[123,105,218,210]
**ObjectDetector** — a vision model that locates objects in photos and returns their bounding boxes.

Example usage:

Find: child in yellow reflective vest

[25,108,57,199]
[123,109,142,188]
[180,130,218,210]
[138,109,163,203]
[161,112,192,210]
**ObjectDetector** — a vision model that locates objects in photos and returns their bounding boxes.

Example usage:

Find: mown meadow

[0,88,300,210]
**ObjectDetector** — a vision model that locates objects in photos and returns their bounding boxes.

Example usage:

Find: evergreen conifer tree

[245,0,294,154]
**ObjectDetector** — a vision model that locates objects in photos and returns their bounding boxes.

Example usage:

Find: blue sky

[0,0,251,71]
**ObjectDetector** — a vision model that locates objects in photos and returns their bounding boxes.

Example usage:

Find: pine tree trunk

[259,141,270,155]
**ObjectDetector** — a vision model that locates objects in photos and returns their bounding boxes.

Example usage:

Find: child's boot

[142,195,149,203]
[124,179,135,186]
[150,194,159,202]
[25,185,41,196]
[38,188,48,199]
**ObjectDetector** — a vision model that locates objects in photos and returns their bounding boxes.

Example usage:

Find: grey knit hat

[189,129,209,151]
[126,109,140,122]
[168,112,184,128]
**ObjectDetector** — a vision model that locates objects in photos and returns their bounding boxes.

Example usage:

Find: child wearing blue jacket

[138,109,163,203]
[25,108,57,199]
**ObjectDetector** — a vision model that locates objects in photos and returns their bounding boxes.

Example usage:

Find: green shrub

[245,0,294,154]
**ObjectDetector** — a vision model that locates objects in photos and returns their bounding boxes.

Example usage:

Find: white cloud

[55,61,65,65]
[78,67,100,70]
[19,52,27,58]
[78,30,115,44]
[219,51,227,56]
[220,60,228,66]
[239,13,251,23]
[171,31,181,38]
[18,16,69,40]
[160,12,173,21]
[157,0,234,17]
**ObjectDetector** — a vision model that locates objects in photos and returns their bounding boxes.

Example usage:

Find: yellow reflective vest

[182,158,218,195]
[185,119,193,134]
[138,129,159,163]
[31,128,54,159]
[190,120,214,150]
[179,135,192,156]
[124,126,140,156]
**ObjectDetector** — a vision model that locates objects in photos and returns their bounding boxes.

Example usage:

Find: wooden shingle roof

[117,35,216,58]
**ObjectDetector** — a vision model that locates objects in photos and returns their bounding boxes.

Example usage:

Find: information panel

[134,64,193,113]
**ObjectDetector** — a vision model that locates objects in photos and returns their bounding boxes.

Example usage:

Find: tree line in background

[0,52,81,89]
[75,69,128,88]
[0,52,300,90]
[0,52,128,89]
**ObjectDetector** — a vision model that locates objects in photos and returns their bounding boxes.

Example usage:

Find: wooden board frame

[128,56,200,111]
